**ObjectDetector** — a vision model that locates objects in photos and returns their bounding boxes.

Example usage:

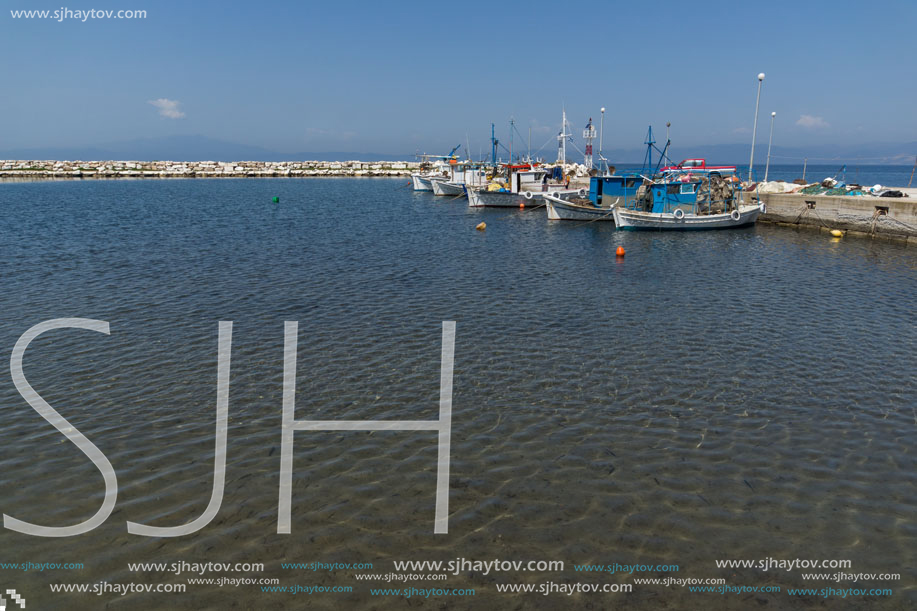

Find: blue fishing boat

[611,175,762,229]
[544,173,640,221]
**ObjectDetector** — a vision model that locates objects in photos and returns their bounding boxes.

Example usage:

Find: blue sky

[1,0,915,156]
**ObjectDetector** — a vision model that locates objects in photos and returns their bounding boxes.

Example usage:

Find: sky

[1,0,916,158]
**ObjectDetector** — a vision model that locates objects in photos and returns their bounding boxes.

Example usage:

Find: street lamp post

[599,107,605,173]
[764,111,776,182]
[748,72,765,182]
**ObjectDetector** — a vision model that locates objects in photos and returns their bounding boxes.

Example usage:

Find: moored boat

[612,173,762,230]
[410,150,461,191]
[467,162,576,207]
[430,162,488,196]
[543,174,640,221]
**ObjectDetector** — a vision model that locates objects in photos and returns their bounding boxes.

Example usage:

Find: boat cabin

[588,174,641,207]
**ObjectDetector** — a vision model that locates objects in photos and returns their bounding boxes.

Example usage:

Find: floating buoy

[272,196,280,203]
[830,229,843,237]
[616,246,626,257]
[519,203,525,209]
[476,222,486,231]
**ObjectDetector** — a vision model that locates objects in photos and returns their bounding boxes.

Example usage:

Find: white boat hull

[544,193,620,221]
[468,188,580,208]
[432,180,466,196]
[411,174,433,191]
[612,204,761,230]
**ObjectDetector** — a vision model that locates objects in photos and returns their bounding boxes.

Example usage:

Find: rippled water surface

[0,178,914,609]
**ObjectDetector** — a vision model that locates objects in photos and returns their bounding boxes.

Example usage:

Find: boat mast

[509,118,514,164]
[491,123,498,166]
[642,126,656,176]
[557,108,569,164]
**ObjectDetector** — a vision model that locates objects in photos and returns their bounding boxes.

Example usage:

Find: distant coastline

[0,160,425,178]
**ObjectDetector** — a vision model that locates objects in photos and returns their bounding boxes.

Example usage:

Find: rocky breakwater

[0,160,423,178]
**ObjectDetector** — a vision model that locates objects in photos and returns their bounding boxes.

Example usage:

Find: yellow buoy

[830,229,843,238]
[476,222,486,231]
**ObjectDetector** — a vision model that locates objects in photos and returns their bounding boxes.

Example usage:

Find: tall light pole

[748,72,765,182]
[764,111,776,182]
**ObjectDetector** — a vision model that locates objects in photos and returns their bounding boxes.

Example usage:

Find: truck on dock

[661,159,737,177]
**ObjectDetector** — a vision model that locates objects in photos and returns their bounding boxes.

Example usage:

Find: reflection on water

[0,178,914,609]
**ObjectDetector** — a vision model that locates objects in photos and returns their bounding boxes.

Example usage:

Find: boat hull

[544,193,621,221]
[411,174,433,191]
[468,188,579,208]
[432,180,466,196]
[612,204,761,230]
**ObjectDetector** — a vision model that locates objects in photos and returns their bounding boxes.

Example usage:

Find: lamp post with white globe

[765,111,776,182]
[748,72,765,182]
[599,107,606,173]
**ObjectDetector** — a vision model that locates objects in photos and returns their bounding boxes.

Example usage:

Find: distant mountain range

[1,134,915,165]
[0,135,413,162]
[602,142,917,167]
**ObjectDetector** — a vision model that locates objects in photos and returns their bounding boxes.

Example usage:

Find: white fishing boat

[430,162,488,196]
[467,162,576,208]
[410,150,460,191]
[612,201,763,229]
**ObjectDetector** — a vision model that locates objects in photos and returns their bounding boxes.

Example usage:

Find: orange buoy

[476,222,486,231]
[616,246,626,257]
[519,202,525,209]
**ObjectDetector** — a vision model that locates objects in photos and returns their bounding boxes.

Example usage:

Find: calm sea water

[0,178,914,610]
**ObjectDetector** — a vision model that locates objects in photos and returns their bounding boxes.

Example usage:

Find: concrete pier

[750,191,917,245]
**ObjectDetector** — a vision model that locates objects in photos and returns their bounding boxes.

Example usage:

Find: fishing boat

[604,125,762,230]
[543,174,640,221]
[431,162,488,196]
[612,173,762,230]
[467,163,577,208]
[410,149,461,191]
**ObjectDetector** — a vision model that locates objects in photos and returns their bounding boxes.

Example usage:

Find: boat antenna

[528,126,531,162]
